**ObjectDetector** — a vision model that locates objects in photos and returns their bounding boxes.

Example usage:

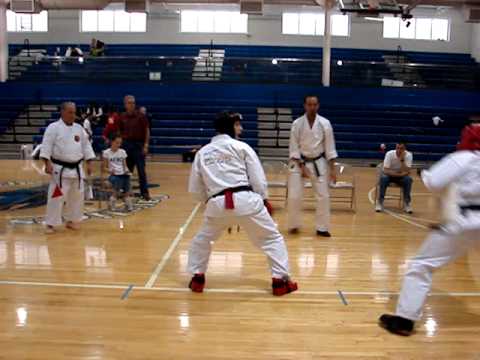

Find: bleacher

[8,44,479,89]
[27,97,470,162]
[2,44,478,161]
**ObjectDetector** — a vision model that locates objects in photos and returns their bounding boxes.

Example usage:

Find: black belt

[51,157,83,188]
[211,185,253,199]
[301,153,325,177]
[460,205,480,215]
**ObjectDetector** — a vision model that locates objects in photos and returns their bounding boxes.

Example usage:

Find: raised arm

[422,152,471,192]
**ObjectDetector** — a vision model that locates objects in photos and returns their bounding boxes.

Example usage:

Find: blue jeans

[109,174,131,193]
[122,140,149,197]
[379,175,412,204]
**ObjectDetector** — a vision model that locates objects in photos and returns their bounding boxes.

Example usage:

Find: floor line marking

[144,202,201,288]
[2,280,480,297]
[368,187,429,230]
[121,284,134,300]
[337,290,348,305]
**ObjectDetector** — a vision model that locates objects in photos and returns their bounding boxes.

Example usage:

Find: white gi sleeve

[39,123,56,160]
[244,144,268,199]
[422,152,471,192]
[81,128,96,160]
[289,120,301,160]
[188,154,208,202]
[323,120,338,161]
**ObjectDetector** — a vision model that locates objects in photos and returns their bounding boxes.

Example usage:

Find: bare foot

[45,225,56,234]
[66,222,80,230]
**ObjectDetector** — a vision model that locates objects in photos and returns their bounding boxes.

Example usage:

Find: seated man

[376,142,413,214]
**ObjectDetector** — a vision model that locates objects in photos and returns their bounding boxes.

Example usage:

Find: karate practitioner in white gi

[40,102,96,234]
[288,95,338,237]
[188,112,298,296]
[380,123,480,336]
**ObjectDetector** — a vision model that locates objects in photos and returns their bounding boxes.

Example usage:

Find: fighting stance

[376,142,413,213]
[188,112,298,296]
[288,95,338,237]
[380,124,480,336]
[40,102,96,234]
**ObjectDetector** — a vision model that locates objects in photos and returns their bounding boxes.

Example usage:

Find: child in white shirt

[102,135,133,211]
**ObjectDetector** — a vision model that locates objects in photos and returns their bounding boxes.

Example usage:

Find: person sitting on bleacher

[65,46,83,58]
[90,38,105,57]
[376,142,413,214]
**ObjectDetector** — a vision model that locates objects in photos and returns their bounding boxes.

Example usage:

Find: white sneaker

[404,203,413,214]
[375,201,384,212]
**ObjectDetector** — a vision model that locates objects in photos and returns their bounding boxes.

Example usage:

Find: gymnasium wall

[7,5,472,54]
[471,24,480,61]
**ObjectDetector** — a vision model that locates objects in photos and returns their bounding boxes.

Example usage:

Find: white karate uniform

[287,114,338,232]
[188,134,291,278]
[40,119,96,227]
[396,150,480,321]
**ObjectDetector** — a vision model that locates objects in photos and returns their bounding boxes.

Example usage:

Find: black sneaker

[316,231,331,237]
[379,314,414,336]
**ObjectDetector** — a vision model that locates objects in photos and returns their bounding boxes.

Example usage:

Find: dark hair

[303,95,319,104]
[214,111,237,137]
[397,141,407,147]
[110,132,122,142]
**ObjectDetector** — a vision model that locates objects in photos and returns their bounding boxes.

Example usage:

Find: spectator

[102,105,121,144]
[85,102,103,127]
[90,38,105,57]
[119,95,151,200]
[139,106,152,132]
[376,142,413,214]
[65,46,83,58]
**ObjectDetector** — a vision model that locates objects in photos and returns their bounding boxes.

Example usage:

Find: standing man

[376,142,413,213]
[40,102,96,234]
[288,95,338,237]
[188,112,298,296]
[119,95,151,200]
[379,124,480,336]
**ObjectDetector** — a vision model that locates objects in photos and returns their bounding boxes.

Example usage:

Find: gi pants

[188,191,291,278]
[45,176,84,227]
[396,212,480,320]
[287,158,330,232]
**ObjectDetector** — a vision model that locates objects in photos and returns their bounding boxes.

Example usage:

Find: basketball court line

[144,202,201,288]
[1,280,480,298]
[368,187,429,230]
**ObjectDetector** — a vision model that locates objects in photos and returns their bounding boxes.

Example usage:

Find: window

[180,11,248,33]
[80,10,147,32]
[282,13,349,37]
[383,16,449,41]
[7,11,48,32]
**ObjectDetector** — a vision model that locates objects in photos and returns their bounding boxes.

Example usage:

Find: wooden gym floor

[0,160,479,359]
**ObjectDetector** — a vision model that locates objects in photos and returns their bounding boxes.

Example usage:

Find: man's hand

[330,172,337,184]
[45,161,53,175]
[86,161,93,176]
[264,199,274,216]
[143,144,149,155]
